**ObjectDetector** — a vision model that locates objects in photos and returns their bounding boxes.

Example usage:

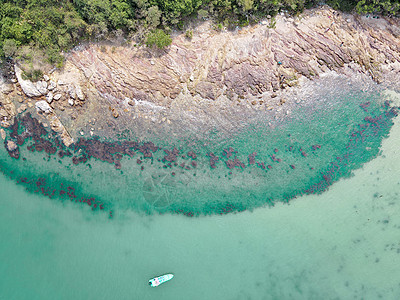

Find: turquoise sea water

[1,81,400,298]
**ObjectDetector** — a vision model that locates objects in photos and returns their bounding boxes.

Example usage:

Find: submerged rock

[6,139,17,151]
[5,139,19,159]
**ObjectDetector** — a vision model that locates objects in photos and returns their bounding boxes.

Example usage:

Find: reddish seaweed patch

[207,152,219,169]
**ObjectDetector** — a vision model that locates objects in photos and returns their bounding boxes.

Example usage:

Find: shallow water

[1,79,400,299]
[1,75,397,216]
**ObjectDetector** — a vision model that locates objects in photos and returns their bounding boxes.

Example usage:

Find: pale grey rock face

[14,65,42,97]
[43,75,50,81]
[68,99,74,106]
[53,93,62,100]
[35,100,52,114]
[47,80,56,90]
[46,91,54,103]
[57,80,66,85]
[36,81,48,95]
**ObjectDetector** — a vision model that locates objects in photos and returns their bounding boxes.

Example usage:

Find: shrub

[185,29,193,39]
[268,17,277,29]
[3,39,18,58]
[145,29,172,49]
[22,69,43,82]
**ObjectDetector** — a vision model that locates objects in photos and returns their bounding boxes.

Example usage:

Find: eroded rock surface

[68,7,400,107]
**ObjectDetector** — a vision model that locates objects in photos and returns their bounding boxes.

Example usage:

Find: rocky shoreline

[1,6,400,147]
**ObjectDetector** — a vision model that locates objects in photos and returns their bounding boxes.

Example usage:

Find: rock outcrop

[48,114,74,147]
[67,6,400,108]
[5,139,19,159]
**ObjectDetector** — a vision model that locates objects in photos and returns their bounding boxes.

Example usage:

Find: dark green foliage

[355,0,400,15]
[146,6,162,28]
[1,0,400,66]
[72,0,135,29]
[325,0,358,12]
[0,0,86,67]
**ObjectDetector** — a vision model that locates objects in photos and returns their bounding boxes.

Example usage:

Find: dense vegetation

[1,0,399,72]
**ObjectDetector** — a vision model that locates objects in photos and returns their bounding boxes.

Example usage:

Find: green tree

[237,0,254,11]
[109,0,132,28]
[146,6,162,27]
[356,0,400,15]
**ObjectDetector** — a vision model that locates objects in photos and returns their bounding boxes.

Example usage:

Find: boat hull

[149,274,174,287]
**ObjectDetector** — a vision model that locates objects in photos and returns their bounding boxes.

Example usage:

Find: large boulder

[35,100,52,114]
[46,92,54,103]
[75,85,85,100]
[47,80,56,90]
[68,85,76,99]
[36,81,48,94]
[14,65,42,97]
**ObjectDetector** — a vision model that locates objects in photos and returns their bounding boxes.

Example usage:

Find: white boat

[148,273,174,287]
